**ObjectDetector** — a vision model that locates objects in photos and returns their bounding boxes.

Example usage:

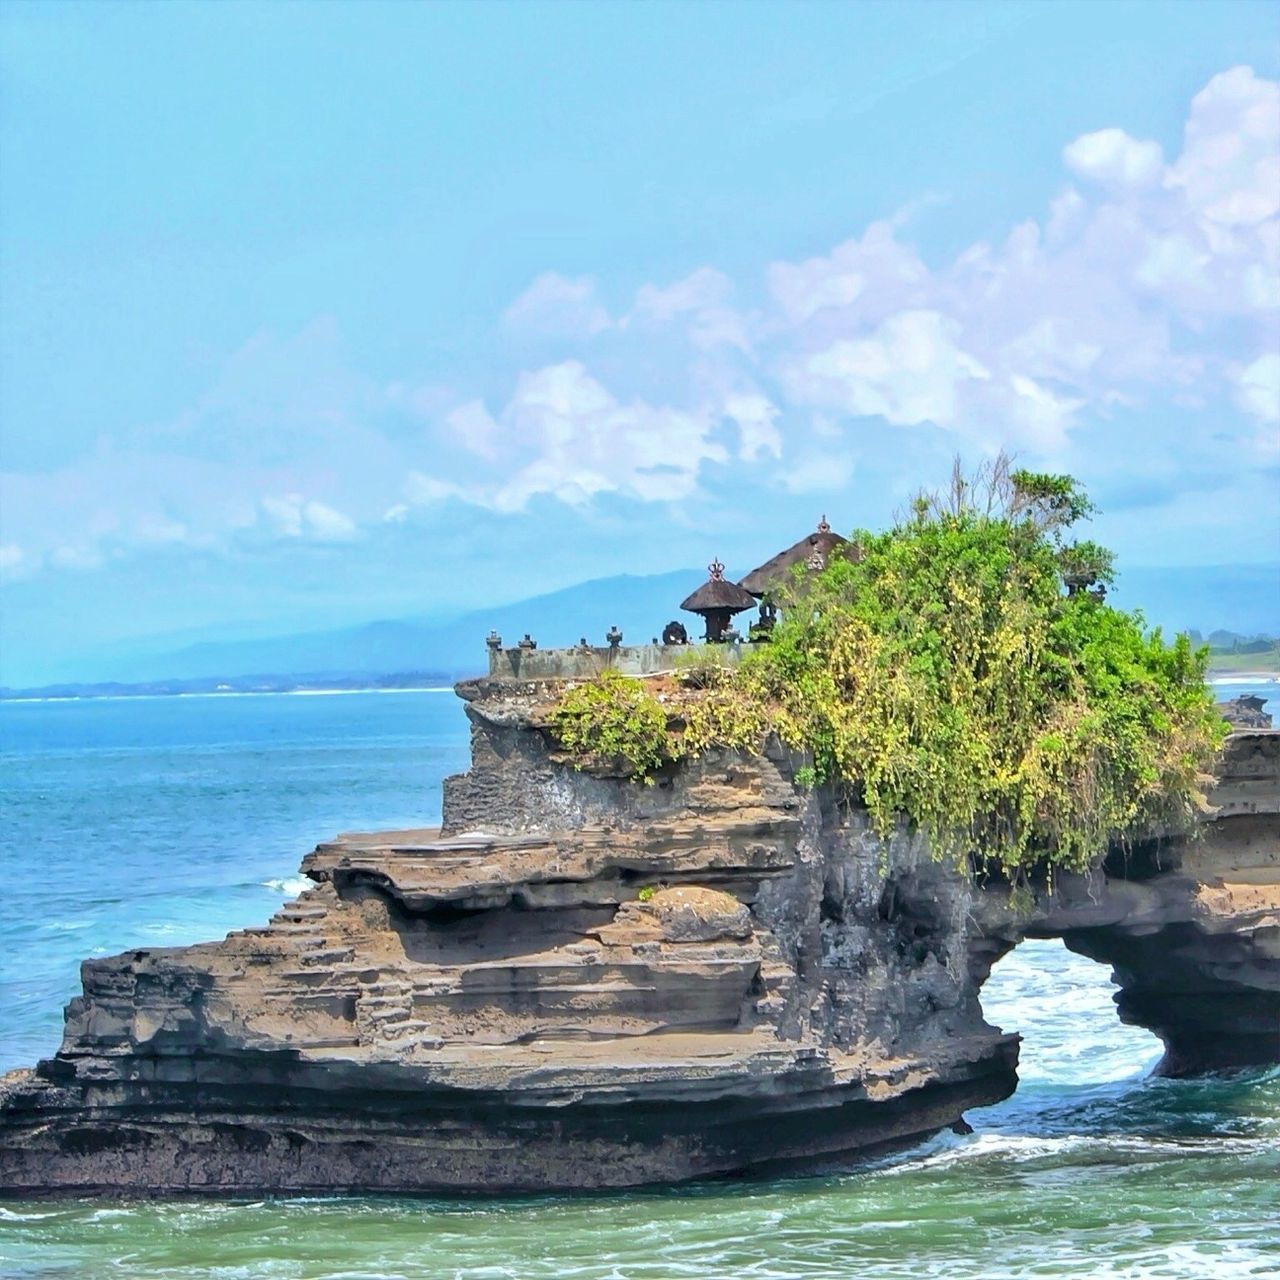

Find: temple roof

[680,560,756,615]
[739,517,853,598]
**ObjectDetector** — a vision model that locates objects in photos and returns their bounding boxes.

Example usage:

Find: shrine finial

[817,514,831,534]
[708,558,725,581]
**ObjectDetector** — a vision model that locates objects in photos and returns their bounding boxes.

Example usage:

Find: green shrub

[677,675,771,759]
[745,464,1225,874]
[673,645,733,689]
[551,460,1226,876]
[548,669,672,780]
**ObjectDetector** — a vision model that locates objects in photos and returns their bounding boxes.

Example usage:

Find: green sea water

[2,688,1278,1279]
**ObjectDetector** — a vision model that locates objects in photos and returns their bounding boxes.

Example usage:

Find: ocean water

[1,684,1278,1279]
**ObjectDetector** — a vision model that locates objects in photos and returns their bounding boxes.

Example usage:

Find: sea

[1,680,1277,1279]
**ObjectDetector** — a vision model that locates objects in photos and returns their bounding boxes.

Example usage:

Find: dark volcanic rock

[967,731,1280,1076]
[0,681,1275,1196]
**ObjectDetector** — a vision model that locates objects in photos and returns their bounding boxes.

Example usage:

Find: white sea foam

[284,687,452,696]
[886,1129,1272,1177]
[1,686,453,705]
[262,876,312,896]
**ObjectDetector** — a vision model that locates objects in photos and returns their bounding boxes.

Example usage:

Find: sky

[1,0,1278,685]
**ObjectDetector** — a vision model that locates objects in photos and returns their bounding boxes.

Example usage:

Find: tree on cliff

[551,458,1226,878]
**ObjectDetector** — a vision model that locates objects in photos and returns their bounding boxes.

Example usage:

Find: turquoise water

[2,687,1278,1279]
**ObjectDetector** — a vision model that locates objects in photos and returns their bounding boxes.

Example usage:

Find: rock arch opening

[980,937,1161,1086]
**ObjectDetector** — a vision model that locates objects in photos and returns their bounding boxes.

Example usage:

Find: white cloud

[1002,318,1101,381]
[502,273,611,338]
[1133,233,1213,292]
[724,392,782,461]
[770,247,862,323]
[440,71,1280,515]
[0,319,406,576]
[443,400,501,460]
[404,472,468,506]
[50,545,103,570]
[784,311,990,428]
[261,495,305,538]
[1063,128,1164,188]
[629,268,751,351]
[781,451,856,495]
[1006,374,1083,449]
[133,515,189,545]
[750,66,1278,453]
[767,220,928,325]
[1167,66,1280,232]
[0,542,32,582]
[304,500,358,542]
[261,495,358,542]
[1233,352,1280,422]
[452,361,728,512]
[633,267,731,321]
[4,67,1276,584]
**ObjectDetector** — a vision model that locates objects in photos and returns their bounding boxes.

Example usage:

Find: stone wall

[486,641,744,681]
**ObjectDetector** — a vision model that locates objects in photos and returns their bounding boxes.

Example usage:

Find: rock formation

[1,677,1276,1195]
[971,729,1280,1077]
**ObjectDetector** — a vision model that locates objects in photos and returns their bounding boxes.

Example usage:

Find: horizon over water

[1,685,1278,1278]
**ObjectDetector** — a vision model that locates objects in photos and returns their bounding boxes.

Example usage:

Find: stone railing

[486,641,745,681]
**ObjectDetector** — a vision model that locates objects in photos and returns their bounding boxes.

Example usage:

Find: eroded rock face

[0,679,1274,1196]
[962,731,1280,1076]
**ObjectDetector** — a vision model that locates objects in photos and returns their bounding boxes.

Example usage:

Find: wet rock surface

[1,681,1274,1195]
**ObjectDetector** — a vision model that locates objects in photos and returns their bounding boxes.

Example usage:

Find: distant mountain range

[2,562,1276,699]
[41,569,707,689]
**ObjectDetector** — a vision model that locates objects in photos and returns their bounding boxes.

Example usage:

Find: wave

[261,876,312,896]
[883,1128,1276,1175]
[0,1206,46,1221]
[1,687,454,705]
[283,687,453,696]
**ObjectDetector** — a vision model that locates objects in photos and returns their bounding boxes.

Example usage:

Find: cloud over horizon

[2,65,1277,598]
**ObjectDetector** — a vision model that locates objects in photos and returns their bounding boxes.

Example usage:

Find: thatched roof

[740,517,852,598]
[680,560,756,614]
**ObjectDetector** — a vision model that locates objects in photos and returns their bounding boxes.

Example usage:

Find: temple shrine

[679,559,756,642]
[485,517,852,679]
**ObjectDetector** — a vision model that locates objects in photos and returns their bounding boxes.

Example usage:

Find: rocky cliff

[1,678,1276,1195]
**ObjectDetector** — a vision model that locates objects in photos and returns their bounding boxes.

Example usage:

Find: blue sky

[1,0,1278,684]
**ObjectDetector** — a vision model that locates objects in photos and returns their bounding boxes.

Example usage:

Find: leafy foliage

[1057,539,1116,593]
[549,668,672,780]
[677,675,772,759]
[550,461,1226,875]
[748,465,1225,873]
[673,645,735,689]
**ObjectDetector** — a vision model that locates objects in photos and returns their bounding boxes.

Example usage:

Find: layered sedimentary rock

[970,730,1280,1077]
[1,678,1276,1196]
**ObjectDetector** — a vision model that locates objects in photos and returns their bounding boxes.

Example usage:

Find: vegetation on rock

[549,668,672,780]
[549,458,1227,874]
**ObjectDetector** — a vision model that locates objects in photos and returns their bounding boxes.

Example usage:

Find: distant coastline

[0,672,462,703]
[5,666,1276,704]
